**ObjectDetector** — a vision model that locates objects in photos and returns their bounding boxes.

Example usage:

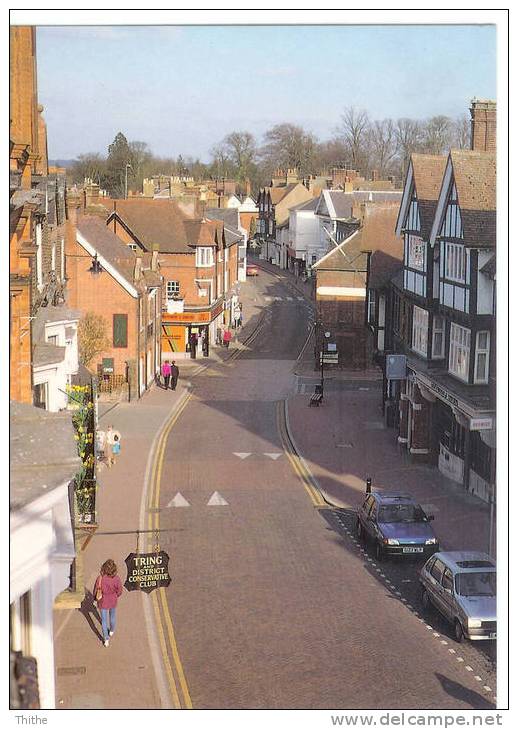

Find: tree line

[71,107,470,196]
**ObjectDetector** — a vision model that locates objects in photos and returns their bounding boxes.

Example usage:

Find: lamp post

[321,329,331,395]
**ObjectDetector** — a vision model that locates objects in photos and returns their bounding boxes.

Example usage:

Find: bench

[309,386,323,407]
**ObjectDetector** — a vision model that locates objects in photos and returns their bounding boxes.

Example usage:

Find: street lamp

[321,329,331,395]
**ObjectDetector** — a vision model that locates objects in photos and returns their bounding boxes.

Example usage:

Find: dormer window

[196,247,213,267]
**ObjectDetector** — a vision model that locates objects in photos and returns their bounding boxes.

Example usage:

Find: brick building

[105,199,240,358]
[65,209,163,397]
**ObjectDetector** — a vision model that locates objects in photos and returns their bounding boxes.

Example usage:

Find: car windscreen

[378,504,428,523]
[455,571,496,597]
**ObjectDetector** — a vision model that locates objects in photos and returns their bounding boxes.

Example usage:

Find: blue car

[356,492,439,561]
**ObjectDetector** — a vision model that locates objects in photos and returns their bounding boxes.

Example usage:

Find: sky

[35,24,497,162]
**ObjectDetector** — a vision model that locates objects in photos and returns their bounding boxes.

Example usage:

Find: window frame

[474,330,490,384]
[448,322,471,382]
[113,313,128,348]
[431,316,445,359]
[411,305,429,357]
[195,246,214,268]
[407,234,425,271]
[444,242,466,283]
[166,280,181,300]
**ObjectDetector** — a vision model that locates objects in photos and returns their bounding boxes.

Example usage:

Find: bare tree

[395,118,424,178]
[368,119,397,178]
[78,313,110,370]
[71,153,107,186]
[260,123,318,176]
[336,107,371,173]
[422,115,453,155]
[210,143,234,179]
[453,115,471,149]
[220,131,257,182]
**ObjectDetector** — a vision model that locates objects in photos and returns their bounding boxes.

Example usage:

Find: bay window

[448,323,470,381]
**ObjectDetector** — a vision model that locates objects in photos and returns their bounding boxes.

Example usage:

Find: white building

[10,402,81,709]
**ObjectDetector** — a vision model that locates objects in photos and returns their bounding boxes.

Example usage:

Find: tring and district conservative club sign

[124,551,172,594]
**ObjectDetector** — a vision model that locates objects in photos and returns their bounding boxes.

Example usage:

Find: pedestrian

[223,328,232,349]
[106,425,121,468]
[161,359,171,390]
[96,429,106,462]
[236,310,243,328]
[94,559,123,647]
[170,361,179,390]
[111,434,121,466]
[216,326,222,345]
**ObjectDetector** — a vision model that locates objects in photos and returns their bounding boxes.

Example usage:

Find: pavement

[53,264,497,710]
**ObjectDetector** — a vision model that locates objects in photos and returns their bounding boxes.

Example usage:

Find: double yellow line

[276,400,327,508]
[147,392,193,709]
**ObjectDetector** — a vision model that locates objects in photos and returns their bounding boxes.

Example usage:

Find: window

[431,316,445,359]
[113,314,128,348]
[196,247,213,267]
[407,234,425,270]
[367,289,376,324]
[430,559,445,583]
[167,280,180,299]
[128,243,138,252]
[449,323,470,381]
[47,334,58,345]
[51,242,56,271]
[442,569,454,592]
[33,382,47,410]
[412,306,429,356]
[474,331,490,384]
[444,243,466,282]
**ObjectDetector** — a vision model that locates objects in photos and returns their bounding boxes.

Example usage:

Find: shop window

[113,314,128,348]
[448,323,470,382]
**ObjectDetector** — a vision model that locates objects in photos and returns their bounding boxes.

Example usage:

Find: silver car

[419,551,496,642]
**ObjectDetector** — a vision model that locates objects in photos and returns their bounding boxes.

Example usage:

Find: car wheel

[375,542,385,561]
[356,520,364,541]
[454,620,465,643]
[421,588,431,611]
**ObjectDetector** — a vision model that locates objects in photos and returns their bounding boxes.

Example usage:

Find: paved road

[154,268,496,710]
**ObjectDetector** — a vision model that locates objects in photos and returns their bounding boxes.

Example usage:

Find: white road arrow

[207,491,229,506]
[167,492,190,507]
[264,453,283,460]
[233,452,251,459]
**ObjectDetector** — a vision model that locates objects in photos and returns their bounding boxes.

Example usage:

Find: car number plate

[403,547,423,553]
[489,632,497,639]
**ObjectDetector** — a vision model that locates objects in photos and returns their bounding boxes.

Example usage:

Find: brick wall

[470,100,496,153]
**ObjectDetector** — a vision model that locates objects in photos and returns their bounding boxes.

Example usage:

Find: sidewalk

[286,387,495,556]
[53,382,187,709]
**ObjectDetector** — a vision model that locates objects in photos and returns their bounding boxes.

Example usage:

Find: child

[109,434,121,467]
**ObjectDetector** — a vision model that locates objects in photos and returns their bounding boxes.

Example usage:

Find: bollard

[366,477,372,494]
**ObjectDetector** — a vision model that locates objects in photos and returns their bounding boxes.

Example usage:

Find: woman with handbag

[95,559,123,647]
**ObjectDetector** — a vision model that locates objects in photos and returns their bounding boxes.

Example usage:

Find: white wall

[477,250,495,315]
[10,482,75,709]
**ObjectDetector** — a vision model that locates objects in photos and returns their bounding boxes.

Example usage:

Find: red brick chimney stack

[470,99,496,152]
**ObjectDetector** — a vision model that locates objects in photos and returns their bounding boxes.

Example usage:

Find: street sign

[320,353,338,364]
[124,551,172,593]
[327,343,337,352]
[386,354,407,379]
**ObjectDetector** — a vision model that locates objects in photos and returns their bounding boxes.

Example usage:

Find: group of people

[96,425,122,468]
[160,359,179,390]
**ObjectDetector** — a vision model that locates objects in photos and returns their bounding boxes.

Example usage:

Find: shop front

[398,367,495,503]
[161,300,224,360]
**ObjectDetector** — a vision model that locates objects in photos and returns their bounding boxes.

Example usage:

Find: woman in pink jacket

[95,559,123,647]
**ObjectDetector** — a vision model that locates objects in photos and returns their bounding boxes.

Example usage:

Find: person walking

[161,360,171,390]
[106,425,121,468]
[223,328,232,349]
[94,559,123,647]
[170,361,179,390]
[96,429,106,463]
[111,434,121,466]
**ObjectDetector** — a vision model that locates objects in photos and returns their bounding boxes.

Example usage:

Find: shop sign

[124,551,172,594]
[469,417,493,431]
[166,311,211,324]
[327,343,337,352]
[321,353,339,364]
[427,381,459,408]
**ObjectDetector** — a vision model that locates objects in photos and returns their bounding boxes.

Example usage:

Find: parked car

[419,551,496,642]
[356,492,439,560]
[246,264,259,276]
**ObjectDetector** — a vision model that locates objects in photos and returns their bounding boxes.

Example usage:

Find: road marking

[297,296,304,300]
[456,657,464,662]
[264,452,283,460]
[233,452,251,459]
[286,296,293,301]
[147,392,193,708]
[465,666,473,672]
[448,648,456,653]
[359,387,370,391]
[167,492,190,508]
[474,676,482,681]
[207,491,229,506]
[264,296,272,301]
[440,640,448,645]
[483,686,492,692]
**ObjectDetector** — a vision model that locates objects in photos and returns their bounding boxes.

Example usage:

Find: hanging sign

[124,551,172,594]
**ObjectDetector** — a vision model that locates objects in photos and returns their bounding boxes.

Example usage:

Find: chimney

[470,99,496,152]
[371,169,379,182]
[151,244,159,271]
[245,178,251,197]
[134,252,143,281]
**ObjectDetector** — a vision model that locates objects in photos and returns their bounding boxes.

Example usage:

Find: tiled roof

[410,154,447,239]
[267,183,299,205]
[450,150,496,248]
[204,207,240,228]
[289,197,319,213]
[312,230,367,272]
[10,401,81,511]
[107,199,221,253]
[361,203,404,289]
[32,343,66,367]
[76,214,137,285]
